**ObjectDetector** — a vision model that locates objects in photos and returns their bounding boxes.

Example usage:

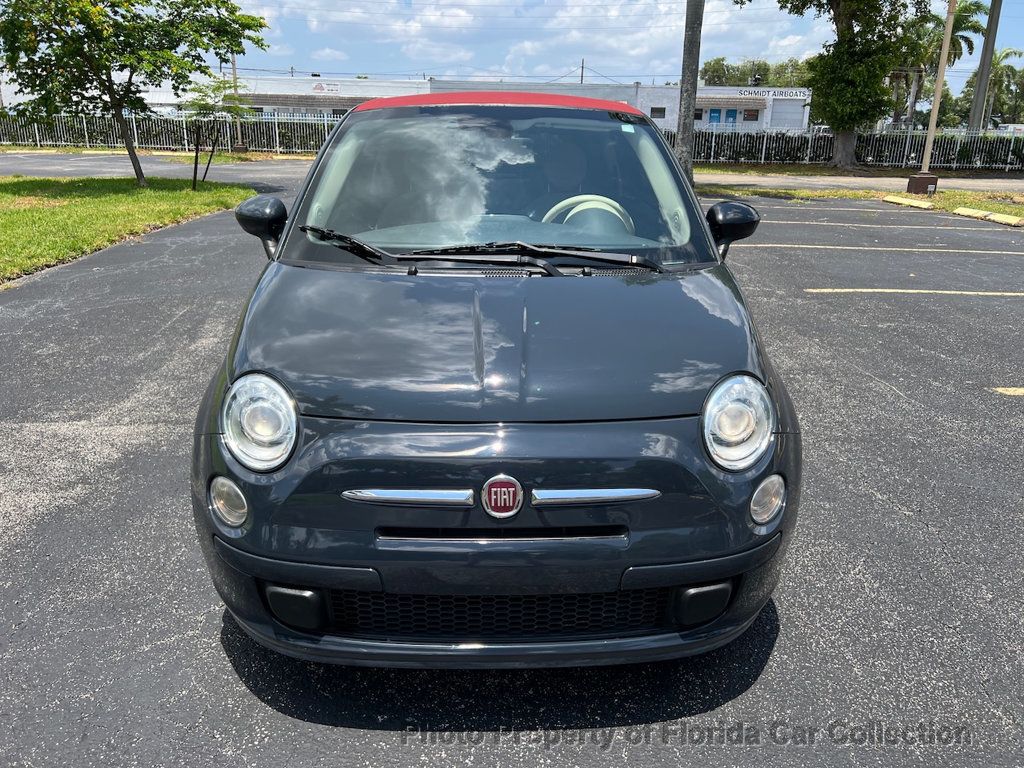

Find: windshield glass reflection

[292,106,711,264]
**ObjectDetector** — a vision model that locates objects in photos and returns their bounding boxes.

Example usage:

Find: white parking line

[703,202,896,214]
[734,244,1024,256]
[701,200,920,214]
[805,288,1024,296]
[991,387,1024,396]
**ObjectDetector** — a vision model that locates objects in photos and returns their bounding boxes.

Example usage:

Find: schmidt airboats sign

[737,88,811,99]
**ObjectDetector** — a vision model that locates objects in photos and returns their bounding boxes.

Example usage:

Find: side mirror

[705,201,760,259]
[236,195,288,259]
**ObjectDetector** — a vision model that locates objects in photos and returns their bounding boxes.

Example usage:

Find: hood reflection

[234,263,761,422]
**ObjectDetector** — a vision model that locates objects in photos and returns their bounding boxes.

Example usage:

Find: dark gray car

[191,92,801,668]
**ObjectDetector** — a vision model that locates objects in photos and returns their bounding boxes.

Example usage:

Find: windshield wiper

[299,229,562,276]
[408,241,664,273]
[299,225,398,266]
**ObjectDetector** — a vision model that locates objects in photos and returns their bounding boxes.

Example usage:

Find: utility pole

[230,53,247,152]
[908,0,956,193]
[968,0,1001,130]
[674,0,706,182]
[580,58,585,84]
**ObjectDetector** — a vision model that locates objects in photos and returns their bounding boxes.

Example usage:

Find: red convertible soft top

[352,91,645,115]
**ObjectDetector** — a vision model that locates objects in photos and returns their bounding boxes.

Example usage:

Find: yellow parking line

[991,388,1024,396]
[761,220,997,230]
[734,244,1024,256]
[805,288,1024,296]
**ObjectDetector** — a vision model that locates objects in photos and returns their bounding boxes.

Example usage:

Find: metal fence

[0,112,338,154]
[1,112,1022,171]
[662,127,1023,171]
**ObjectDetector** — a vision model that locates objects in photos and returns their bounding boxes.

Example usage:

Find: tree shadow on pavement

[219,600,779,730]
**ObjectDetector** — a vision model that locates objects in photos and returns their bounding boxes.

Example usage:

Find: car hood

[230,262,765,422]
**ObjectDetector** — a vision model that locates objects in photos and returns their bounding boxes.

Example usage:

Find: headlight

[701,374,775,471]
[222,373,298,472]
[750,474,786,524]
[209,476,249,527]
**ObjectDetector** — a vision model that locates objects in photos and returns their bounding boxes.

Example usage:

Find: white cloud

[402,40,474,64]
[266,43,294,57]
[240,0,842,78]
[312,47,349,61]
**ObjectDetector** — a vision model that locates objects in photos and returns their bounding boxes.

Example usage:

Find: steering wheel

[541,194,635,235]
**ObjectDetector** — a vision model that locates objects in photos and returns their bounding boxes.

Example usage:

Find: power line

[583,65,625,84]
[245,4,798,29]
[248,2,788,19]
[243,0,782,9]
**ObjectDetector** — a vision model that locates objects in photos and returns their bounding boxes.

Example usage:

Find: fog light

[750,474,785,525]
[209,476,248,527]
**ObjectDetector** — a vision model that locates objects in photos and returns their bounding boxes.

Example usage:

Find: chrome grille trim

[342,489,475,506]
[530,488,661,506]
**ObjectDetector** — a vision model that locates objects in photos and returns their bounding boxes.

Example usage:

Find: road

[1,160,1022,766]
[4,150,1024,192]
[696,171,1024,192]
[0,151,309,190]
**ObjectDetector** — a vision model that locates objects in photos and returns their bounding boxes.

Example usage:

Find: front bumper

[192,408,800,668]
[198,530,788,668]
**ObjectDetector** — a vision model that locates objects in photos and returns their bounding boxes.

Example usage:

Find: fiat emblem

[482,474,523,519]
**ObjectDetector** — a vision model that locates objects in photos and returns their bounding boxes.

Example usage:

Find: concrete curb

[882,195,935,210]
[952,207,1024,227]
[952,207,992,220]
[882,196,1023,227]
[987,213,1024,227]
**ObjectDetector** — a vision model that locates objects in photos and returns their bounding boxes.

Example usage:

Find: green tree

[699,57,772,86]
[1002,67,1024,124]
[768,58,811,87]
[805,35,901,164]
[700,57,733,85]
[918,0,986,70]
[0,0,265,187]
[896,0,986,124]
[983,48,1023,125]
[739,0,929,167]
[179,77,251,190]
[744,59,772,85]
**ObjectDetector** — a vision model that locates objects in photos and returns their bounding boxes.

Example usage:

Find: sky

[232,0,1024,95]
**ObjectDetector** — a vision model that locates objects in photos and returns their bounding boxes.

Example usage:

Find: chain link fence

[1,112,1022,171]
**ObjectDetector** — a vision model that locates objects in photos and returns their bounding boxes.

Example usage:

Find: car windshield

[288,105,715,267]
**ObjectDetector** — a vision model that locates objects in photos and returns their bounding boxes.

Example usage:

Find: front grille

[375,525,628,541]
[327,587,674,641]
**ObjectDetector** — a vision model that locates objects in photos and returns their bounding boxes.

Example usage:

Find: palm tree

[673,0,706,181]
[983,47,1024,126]
[898,1,987,125]
[925,0,988,71]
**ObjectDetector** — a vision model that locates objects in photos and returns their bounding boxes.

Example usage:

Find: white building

[637,85,811,132]
[430,80,811,132]
[4,72,811,132]
[140,76,811,132]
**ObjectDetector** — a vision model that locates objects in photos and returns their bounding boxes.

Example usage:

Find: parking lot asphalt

[0,151,309,192]
[1,164,1022,766]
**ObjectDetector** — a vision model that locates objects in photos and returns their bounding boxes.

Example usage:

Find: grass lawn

[156,150,290,165]
[695,183,1024,219]
[0,176,254,282]
[0,145,315,163]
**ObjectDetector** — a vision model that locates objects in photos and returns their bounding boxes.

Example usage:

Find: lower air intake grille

[327,587,674,641]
